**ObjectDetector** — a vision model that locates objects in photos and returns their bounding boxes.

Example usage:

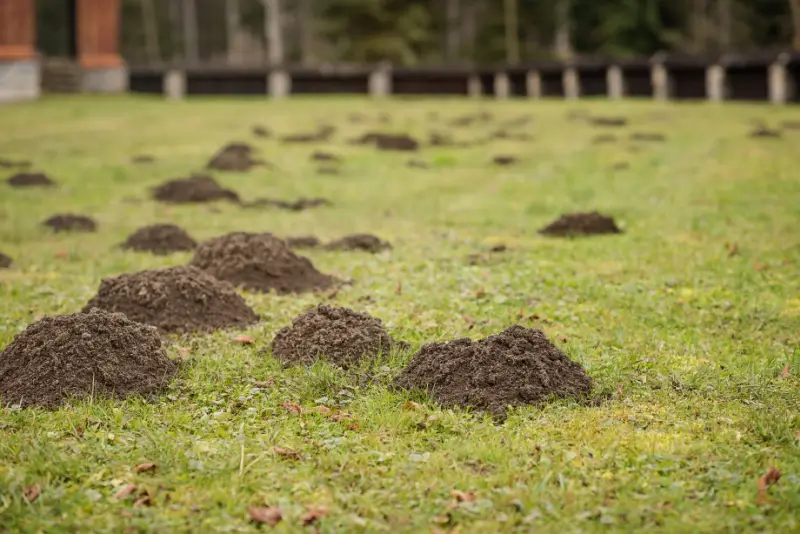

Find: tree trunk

[691,0,709,53]
[445,0,461,63]
[462,0,478,62]
[141,0,161,63]
[182,0,199,64]
[716,0,731,50]
[790,0,800,51]
[262,0,284,66]
[169,0,182,61]
[554,0,572,60]
[226,0,241,64]
[298,0,314,65]
[504,0,520,63]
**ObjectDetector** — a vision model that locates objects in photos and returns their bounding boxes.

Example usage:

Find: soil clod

[242,197,331,211]
[190,232,337,294]
[590,116,628,127]
[152,174,240,204]
[131,155,155,164]
[630,132,666,142]
[6,172,56,188]
[271,304,405,369]
[43,214,97,233]
[493,155,518,166]
[311,151,341,163]
[0,308,178,408]
[394,325,592,418]
[252,125,271,138]
[281,126,335,143]
[120,224,197,255]
[325,234,391,253]
[285,235,321,249]
[538,211,622,237]
[354,132,419,151]
[82,265,259,334]
[749,126,781,139]
[0,252,12,269]
[207,142,263,172]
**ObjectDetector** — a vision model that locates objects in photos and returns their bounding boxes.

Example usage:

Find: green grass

[1,95,799,533]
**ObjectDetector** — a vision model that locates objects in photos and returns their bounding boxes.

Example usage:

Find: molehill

[120,224,197,255]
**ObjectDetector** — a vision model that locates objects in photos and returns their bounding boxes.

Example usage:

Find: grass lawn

[0,95,799,533]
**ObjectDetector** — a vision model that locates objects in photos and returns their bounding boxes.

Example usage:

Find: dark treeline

[36,0,800,66]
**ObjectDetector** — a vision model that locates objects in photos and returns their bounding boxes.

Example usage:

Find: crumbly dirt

[281,126,335,143]
[354,132,419,151]
[242,197,331,211]
[538,211,622,236]
[630,132,666,142]
[317,165,340,175]
[0,308,178,409]
[0,252,11,269]
[780,120,800,130]
[131,155,155,164]
[285,235,321,249]
[589,116,628,127]
[592,134,617,144]
[749,126,781,139]
[325,234,392,253]
[429,132,455,146]
[271,304,405,369]
[0,158,32,169]
[43,214,97,233]
[207,142,263,172]
[152,174,240,204]
[190,232,337,294]
[407,159,429,169]
[82,265,259,334]
[394,325,592,418]
[311,151,341,162]
[6,172,56,188]
[120,224,197,255]
[252,125,271,138]
[493,155,518,166]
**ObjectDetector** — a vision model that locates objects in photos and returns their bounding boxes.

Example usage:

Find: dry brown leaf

[281,401,303,415]
[462,314,475,329]
[133,495,152,508]
[22,484,41,503]
[756,466,781,505]
[395,281,403,295]
[346,423,361,431]
[403,401,423,411]
[450,489,477,502]
[135,462,156,474]
[272,447,300,460]
[780,364,790,378]
[115,484,137,500]
[328,412,352,422]
[253,378,274,388]
[726,243,739,257]
[248,506,283,526]
[754,260,768,271]
[616,383,624,400]
[54,250,68,259]
[315,405,331,415]
[177,347,190,355]
[233,335,254,345]
[301,505,329,526]
[325,288,339,300]
[474,288,486,299]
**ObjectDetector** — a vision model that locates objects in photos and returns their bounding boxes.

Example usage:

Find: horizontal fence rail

[127,53,800,104]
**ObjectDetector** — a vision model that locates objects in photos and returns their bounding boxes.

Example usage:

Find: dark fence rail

[128,52,800,104]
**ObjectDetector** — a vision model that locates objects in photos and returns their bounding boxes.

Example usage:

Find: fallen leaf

[315,405,331,415]
[450,489,477,502]
[301,505,329,526]
[325,288,339,300]
[248,506,283,526]
[395,281,403,295]
[272,447,300,460]
[780,364,790,378]
[756,467,781,505]
[281,401,303,415]
[403,401,423,411]
[346,423,361,431]
[115,484,137,500]
[462,314,475,329]
[475,288,486,299]
[233,335,254,345]
[133,495,152,508]
[23,484,41,503]
[177,347,190,355]
[253,378,274,388]
[54,250,68,259]
[135,462,156,474]
[754,260,768,271]
[726,243,739,257]
[616,383,624,400]
[328,412,352,422]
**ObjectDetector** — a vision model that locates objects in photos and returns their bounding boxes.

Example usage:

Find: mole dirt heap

[0,252,11,268]
[43,214,97,233]
[120,224,197,255]
[152,174,239,204]
[538,211,621,237]
[6,172,56,188]
[271,304,405,369]
[325,234,392,253]
[285,235,321,249]
[190,232,336,294]
[82,265,259,334]
[207,142,262,172]
[395,325,592,418]
[0,308,178,409]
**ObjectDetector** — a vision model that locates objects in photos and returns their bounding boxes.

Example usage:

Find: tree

[791,0,800,50]
[504,0,520,63]
[262,0,284,65]
[182,0,199,63]
[298,0,316,65]
[554,0,572,59]
[226,0,241,64]
[445,0,461,62]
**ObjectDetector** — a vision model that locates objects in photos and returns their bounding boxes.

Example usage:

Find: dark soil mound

[131,155,155,164]
[152,174,240,204]
[407,159,429,169]
[538,211,621,237]
[395,325,592,418]
[354,132,419,151]
[271,304,404,369]
[493,155,518,166]
[0,308,178,409]
[780,120,800,130]
[0,252,11,269]
[281,126,335,143]
[242,197,331,211]
[83,265,259,334]
[120,224,197,255]
[592,134,617,144]
[489,131,533,141]
[43,214,97,233]
[6,172,56,188]
[311,151,341,163]
[325,234,391,253]
[429,133,455,146]
[317,165,340,175]
[590,116,628,127]
[190,232,336,294]
[749,126,781,139]
[630,132,666,142]
[0,158,32,169]
[207,142,262,172]
[252,125,271,138]
[285,235,320,249]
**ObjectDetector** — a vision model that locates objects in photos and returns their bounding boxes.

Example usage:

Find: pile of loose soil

[311,151,341,162]
[407,159,429,169]
[120,224,197,255]
[285,235,320,249]
[449,112,493,127]
[0,308,178,408]
[630,132,666,142]
[131,155,155,164]
[429,132,455,146]
[152,174,240,204]
[242,197,331,211]
[0,252,12,268]
[489,131,533,141]
[207,142,263,172]
[493,155,518,166]
[6,172,56,188]
[394,325,592,418]
[252,125,271,138]
[0,158,32,169]
[780,120,800,130]
[317,165,340,175]
[749,126,781,139]
[325,234,391,253]
[354,132,419,151]
[43,214,97,233]
[82,265,259,334]
[281,126,335,143]
[190,232,336,294]
[592,134,617,144]
[590,116,628,127]
[271,304,405,369]
[538,211,622,236]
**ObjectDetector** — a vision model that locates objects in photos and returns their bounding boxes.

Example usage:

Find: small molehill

[355,132,419,151]
[590,116,628,127]
[630,132,666,142]
[242,197,331,211]
[285,235,321,249]
[749,126,781,139]
[207,142,263,172]
[271,304,405,369]
[131,155,155,164]
[0,158,32,169]
[252,125,271,138]
[152,174,240,204]
[281,126,335,143]
[539,211,621,237]
[6,172,56,188]
[0,308,178,409]
[592,134,617,144]
[325,234,391,253]
[0,252,11,268]
[120,224,197,255]
[493,155,518,166]
[429,133,455,147]
[395,325,592,418]
[83,265,259,334]
[311,151,341,163]
[190,232,336,294]
[43,214,97,233]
